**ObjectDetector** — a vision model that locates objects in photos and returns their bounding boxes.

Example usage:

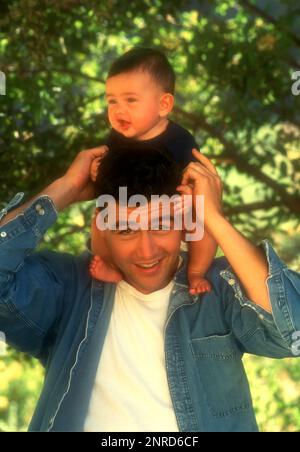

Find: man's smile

[134,258,163,274]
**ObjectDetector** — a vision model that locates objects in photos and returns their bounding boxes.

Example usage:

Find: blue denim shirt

[0,194,299,432]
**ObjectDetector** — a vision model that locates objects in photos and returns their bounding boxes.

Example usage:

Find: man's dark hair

[107,47,176,95]
[95,146,182,201]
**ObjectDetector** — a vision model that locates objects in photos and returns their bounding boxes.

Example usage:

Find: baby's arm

[186,230,218,294]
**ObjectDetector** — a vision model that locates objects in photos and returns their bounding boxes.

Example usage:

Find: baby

[89,47,218,294]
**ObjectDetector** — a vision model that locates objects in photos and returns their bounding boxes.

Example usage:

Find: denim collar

[174,251,189,288]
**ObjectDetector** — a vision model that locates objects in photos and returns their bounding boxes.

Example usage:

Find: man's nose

[137,232,158,260]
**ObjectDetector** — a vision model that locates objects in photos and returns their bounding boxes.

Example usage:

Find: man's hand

[176,148,223,226]
[177,150,271,313]
[63,146,108,203]
[0,146,109,227]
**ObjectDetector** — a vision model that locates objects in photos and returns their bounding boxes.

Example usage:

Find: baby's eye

[107,99,117,105]
[126,98,137,103]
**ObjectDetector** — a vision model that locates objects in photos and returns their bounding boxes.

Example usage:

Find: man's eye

[127,98,137,103]
[108,99,117,105]
[120,228,135,235]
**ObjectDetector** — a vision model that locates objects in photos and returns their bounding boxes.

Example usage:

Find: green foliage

[0,0,300,432]
[244,355,300,432]
[0,349,43,432]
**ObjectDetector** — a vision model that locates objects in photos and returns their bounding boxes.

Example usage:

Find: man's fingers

[176,184,193,195]
[86,145,109,159]
[192,149,219,176]
[94,156,102,166]
[181,164,207,186]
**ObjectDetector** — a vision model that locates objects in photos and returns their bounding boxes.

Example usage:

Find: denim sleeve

[219,239,300,358]
[0,194,70,357]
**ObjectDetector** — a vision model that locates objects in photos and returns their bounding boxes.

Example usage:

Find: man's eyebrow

[112,215,175,230]
[115,220,129,229]
[152,214,175,223]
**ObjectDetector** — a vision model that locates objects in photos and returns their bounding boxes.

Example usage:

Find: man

[0,145,299,432]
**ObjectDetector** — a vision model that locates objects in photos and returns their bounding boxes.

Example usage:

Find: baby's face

[105,70,167,140]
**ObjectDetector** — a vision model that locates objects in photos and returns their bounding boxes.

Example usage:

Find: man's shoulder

[178,251,230,287]
[176,252,233,308]
[207,255,230,277]
[27,249,91,284]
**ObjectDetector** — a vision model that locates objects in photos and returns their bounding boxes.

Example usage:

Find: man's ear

[92,207,99,222]
[91,208,104,235]
[159,93,174,117]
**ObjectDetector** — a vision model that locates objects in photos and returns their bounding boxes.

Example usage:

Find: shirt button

[228,278,235,286]
[38,209,45,216]
[35,204,42,211]
[0,231,7,238]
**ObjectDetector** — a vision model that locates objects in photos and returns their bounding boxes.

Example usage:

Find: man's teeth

[138,261,159,268]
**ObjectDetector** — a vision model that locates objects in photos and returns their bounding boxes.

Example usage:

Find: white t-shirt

[84,277,179,432]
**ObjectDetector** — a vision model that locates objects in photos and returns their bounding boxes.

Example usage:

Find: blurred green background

[0,0,300,431]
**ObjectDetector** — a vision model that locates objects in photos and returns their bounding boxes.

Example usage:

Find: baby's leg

[186,231,218,295]
[90,215,123,283]
[89,255,123,283]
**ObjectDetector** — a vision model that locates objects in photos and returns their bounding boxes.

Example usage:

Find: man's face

[92,204,183,294]
[105,70,166,140]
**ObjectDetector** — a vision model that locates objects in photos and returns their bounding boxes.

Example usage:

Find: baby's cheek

[107,109,114,124]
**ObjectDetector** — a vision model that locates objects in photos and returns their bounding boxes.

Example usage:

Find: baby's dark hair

[95,146,182,201]
[107,47,175,95]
